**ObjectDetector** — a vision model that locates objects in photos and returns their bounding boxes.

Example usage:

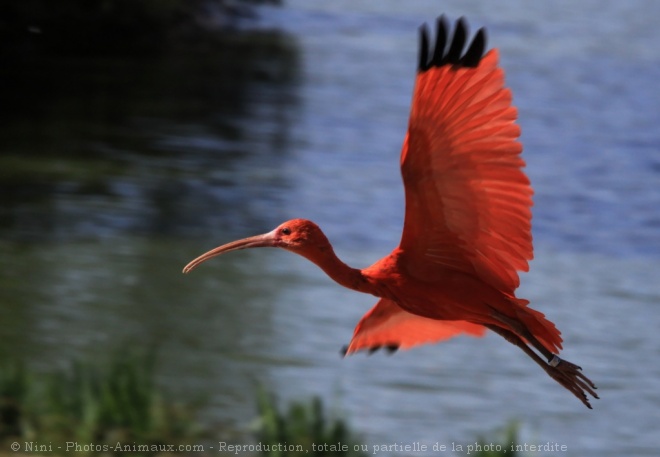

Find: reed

[473,421,520,456]
[0,355,526,457]
[255,389,367,457]
[0,352,200,454]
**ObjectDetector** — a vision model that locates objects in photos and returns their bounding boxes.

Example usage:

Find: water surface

[1,1,659,456]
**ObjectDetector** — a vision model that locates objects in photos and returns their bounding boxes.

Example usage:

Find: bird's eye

[281,227,291,235]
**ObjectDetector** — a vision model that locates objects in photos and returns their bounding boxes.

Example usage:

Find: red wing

[343,298,486,356]
[399,18,533,293]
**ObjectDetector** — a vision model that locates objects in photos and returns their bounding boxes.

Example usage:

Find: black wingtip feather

[431,15,448,67]
[341,344,400,356]
[418,24,430,71]
[445,17,468,64]
[385,344,399,354]
[418,15,487,72]
[461,28,486,67]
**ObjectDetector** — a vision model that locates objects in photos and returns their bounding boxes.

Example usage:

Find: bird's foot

[546,356,599,409]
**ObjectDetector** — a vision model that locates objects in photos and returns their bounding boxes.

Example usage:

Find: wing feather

[344,298,486,355]
[399,19,533,293]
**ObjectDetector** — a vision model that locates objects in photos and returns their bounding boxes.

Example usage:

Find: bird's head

[182,219,332,273]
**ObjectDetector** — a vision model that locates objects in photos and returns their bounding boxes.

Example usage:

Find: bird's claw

[548,357,599,409]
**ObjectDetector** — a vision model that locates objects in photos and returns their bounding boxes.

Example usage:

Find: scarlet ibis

[184,16,598,408]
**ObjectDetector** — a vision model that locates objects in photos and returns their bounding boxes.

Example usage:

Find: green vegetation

[473,421,520,456]
[0,360,29,438]
[0,354,527,456]
[0,353,201,454]
[255,390,367,457]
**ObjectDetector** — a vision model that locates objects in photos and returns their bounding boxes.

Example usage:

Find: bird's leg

[491,310,554,359]
[485,324,598,409]
[490,311,598,397]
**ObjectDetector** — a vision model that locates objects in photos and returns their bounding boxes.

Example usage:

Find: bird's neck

[300,246,376,296]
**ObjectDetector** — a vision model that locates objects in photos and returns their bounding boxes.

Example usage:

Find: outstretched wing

[398,16,533,293]
[342,298,486,356]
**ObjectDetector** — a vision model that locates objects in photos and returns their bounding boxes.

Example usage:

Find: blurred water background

[1,0,659,455]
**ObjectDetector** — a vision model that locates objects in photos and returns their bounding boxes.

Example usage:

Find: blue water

[261,0,660,258]
[1,1,659,456]
[243,1,660,455]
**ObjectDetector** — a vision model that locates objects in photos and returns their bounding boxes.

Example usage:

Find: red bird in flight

[184,16,598,408]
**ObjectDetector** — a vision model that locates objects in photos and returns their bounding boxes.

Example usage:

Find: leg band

[549,355,561,367]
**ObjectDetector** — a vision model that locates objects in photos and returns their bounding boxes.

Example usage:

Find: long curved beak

[182,231,277,274]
